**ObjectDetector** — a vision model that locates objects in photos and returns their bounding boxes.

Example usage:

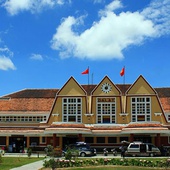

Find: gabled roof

[2,89,59,98]
[126,75,157,95]
[0,84,170,113]
[91,75,121,95]
[1,86,169,99]
[57,76,87,96]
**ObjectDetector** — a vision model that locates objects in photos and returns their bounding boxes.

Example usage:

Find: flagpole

[88,66,89,85]
[123,66,125,85]
[91,73,93,85]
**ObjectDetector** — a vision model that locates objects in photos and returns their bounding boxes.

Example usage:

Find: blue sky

[0,0,170,96]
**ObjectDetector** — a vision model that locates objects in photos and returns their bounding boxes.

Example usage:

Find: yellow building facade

[0,75,169,152]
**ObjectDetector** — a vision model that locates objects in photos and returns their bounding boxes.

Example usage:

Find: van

[125,142,161,157]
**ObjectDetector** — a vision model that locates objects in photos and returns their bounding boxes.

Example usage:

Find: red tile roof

[125,123,163,128]
[3,89,58,98]
[0,86,169,113]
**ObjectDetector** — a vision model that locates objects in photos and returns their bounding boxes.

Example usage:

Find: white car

[125,142,161,157]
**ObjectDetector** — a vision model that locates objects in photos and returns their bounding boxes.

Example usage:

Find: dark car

[62,142,96,157]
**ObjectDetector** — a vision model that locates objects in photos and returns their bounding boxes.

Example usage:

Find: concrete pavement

[10,160,45,170]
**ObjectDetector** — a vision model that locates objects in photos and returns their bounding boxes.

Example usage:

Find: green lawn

[0,157,44,170]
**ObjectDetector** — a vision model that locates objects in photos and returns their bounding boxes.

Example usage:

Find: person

[120,145,126,158]
[12,142,16,153]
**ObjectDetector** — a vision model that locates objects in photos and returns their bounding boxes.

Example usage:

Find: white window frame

[0,115,47,123]
[62,98,82,123]
[165,113,170,122]
[96,97,116,124]
[40,137,46,144]
[131,97,151,122]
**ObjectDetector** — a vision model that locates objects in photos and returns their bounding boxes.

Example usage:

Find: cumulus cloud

[0,47,16,70]
[2,0,69,15]
[51,0,170,60]
[30,53,43,61]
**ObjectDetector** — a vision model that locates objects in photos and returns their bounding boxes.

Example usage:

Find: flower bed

[43,158,170,169]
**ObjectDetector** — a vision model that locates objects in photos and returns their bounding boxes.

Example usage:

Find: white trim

[52,114,59,116]
[131,97,151,122]
[154,112,162,116]
[119,113,128,116]
[84,113,93,116]
[62,97,82,123]
[165,113,170,122]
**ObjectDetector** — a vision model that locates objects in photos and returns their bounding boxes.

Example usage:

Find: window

[41,137,46,144]
[97,97,116,124]
[131,97,151,122]
[0,115,47,123]
[108,137,117,143]
[129,144,139,149]
[166,114,170,122]
[62,98,82,123]
[120,137,129,142]
[85,137,93,144]
[97,137,105,143]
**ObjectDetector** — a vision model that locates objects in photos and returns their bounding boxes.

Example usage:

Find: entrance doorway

[9,136,26,153]
[62,136,78,149]
[134,136,151,143]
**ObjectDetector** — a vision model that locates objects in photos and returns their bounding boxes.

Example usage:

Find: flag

[81,68,89,74]
[120,67,125,76]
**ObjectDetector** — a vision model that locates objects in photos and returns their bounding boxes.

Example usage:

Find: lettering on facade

[98,98,115,102]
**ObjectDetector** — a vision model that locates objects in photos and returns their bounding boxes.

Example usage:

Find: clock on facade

[101,83,112,93]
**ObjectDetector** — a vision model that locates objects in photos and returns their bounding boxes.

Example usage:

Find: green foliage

[44,145,53,156]
[43,158,170,169]
[27,147,32,158]
[0,154,2,164]
[64,147,79,160]
[44,145,62,158]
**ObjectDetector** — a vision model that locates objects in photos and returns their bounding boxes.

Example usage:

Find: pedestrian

[120,145,126,158]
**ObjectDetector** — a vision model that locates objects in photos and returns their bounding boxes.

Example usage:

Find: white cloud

[52,0,165,60]
[30,53,43,61]
[0,47,16,70]
[2,0,69,15]
[0,56,16,70]
[105,0,123,12]
[141,0,170,36]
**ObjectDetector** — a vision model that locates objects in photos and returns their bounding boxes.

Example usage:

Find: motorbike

[111,148,117,156]
[103,148,108,156]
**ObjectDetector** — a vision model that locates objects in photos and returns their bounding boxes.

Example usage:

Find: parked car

[62,142,96,157]
[125,142,161,157]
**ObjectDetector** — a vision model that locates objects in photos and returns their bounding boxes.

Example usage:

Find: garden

[42,157,170,170]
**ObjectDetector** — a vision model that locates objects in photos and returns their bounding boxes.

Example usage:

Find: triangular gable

[126,75,157,95]
[92,76,121,96]
[57,76,87,96]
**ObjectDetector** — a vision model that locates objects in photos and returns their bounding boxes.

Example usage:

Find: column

[105,137,108,144]
[27,137,30,148]
[78,134,83,141]
[117,137,120,143]
[6,136,9,146]
[156,133,161,147]
[53,134,57,148]
[59,137,62,148]
[130,134,134,143]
